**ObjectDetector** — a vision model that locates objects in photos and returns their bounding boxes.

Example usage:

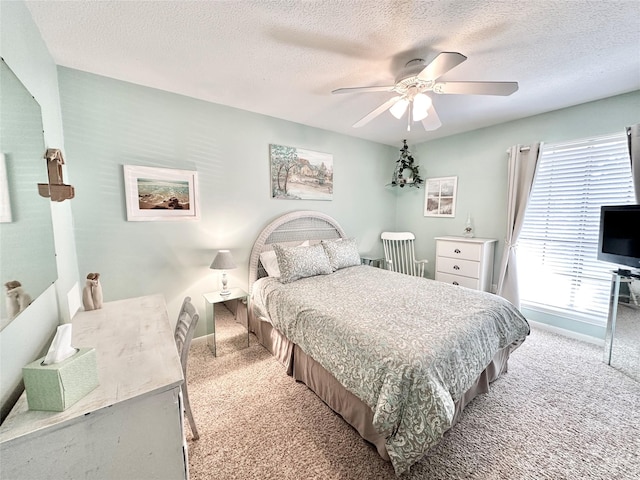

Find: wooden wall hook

[37,148,75,202]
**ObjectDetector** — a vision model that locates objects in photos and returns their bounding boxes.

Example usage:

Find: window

[518,132,634,323]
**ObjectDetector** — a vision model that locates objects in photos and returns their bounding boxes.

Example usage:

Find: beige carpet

[185,305,640,479]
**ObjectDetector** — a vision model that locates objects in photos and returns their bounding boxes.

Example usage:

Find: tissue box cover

[22,348,99,412]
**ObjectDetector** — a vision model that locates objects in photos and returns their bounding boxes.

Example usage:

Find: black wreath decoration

[390,139,424,188]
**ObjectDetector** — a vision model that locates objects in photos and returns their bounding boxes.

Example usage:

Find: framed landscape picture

[123,165,200,221]
[424,176,457,217]
[270,144,333,200]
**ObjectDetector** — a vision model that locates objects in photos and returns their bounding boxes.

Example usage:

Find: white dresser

[435,236,497,292]
[0,294,188,480]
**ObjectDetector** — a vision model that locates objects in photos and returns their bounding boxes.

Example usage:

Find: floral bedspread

[255,265,530,475]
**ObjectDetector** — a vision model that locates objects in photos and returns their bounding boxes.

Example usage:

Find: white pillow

[260,240,309,277]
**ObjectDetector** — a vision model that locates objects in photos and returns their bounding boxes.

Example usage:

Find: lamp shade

[389,98,409,119]
[412,93,432,121]
[210,250,237,270]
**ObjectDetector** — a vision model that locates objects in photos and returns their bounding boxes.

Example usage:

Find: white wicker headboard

[248,210,347,293]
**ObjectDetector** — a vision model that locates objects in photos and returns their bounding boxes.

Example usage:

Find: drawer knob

[453,281,459,285]
[454,248,461,254]
[453,265,460,270]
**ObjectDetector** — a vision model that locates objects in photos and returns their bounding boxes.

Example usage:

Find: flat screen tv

[597,204,640,270]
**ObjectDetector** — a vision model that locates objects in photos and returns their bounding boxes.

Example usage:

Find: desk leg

[603,274,621,365]
[206,302,216,357]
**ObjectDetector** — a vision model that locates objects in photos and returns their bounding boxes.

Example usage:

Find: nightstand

[203,287,249,356]
[361,255,385,268]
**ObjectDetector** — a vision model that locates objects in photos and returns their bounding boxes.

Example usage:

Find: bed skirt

[249,311,515,461]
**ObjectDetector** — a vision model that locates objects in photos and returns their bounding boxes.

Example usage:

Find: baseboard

[528,319,604,346]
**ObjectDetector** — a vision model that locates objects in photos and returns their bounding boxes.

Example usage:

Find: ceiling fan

[331,52,518,132]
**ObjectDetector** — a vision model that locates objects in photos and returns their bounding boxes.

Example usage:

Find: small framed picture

[424,176,457,217]
[123,165,200,221]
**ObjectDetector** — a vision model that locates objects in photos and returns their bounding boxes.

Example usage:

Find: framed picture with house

[270,144,333,201]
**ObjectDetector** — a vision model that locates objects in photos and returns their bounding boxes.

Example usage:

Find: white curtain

[496,143,541,309]
[626,124,640,203]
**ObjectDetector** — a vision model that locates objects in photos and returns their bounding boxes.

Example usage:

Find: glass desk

[603,271,640,382]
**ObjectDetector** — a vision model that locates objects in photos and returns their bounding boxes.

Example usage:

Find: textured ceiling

[25,0,640,147]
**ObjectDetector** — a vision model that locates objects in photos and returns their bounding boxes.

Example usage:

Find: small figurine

[91,273,103,309]
[82,273,103,311]
[82,276,95,311]
[5,280,32,319]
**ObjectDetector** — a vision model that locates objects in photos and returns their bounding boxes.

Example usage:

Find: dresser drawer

[436,240,482,261]
[435,272,480,289]
[436,256,481,279]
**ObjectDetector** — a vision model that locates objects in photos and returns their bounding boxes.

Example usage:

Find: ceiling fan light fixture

[332,52,518,131]
[412,93,432,121]
[390,98,409,119]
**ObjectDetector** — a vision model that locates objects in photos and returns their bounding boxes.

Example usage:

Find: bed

[248,210,529,476]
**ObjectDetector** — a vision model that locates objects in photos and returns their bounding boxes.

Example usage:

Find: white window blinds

[518,132,635,323]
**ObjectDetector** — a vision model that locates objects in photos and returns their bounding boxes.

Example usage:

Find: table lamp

[210,250,237,296]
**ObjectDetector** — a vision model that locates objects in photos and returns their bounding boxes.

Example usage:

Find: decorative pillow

[260,241,309,277]
[259,250,280,277]
[273,243,332,284]
[321,238,361,271]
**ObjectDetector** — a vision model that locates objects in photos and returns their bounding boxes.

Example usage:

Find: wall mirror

[0,58,57,330]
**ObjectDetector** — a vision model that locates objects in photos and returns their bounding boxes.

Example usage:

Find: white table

[203,287,249,356]
[0,294,188,480]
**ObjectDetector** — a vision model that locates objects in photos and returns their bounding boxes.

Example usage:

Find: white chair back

[174,296,200,440]
[381,232,427,277]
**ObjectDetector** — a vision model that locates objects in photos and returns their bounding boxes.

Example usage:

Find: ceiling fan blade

[421,105,442,131]
[433,81,519,96]
[332,85,395,94]
[416,52,467,81]
[353,96,402,128]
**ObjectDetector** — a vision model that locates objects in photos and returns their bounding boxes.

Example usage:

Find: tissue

[43,324,78,365]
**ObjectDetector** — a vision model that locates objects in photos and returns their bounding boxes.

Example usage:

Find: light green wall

[0,0,80,418]
[399,90,640,337]
[57,67,397,337]
[401,91,640,271]
[2,0,637,417]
